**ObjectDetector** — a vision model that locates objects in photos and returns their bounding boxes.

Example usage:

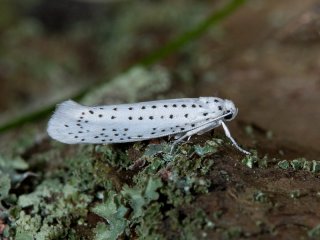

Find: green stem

[140,0,247,65]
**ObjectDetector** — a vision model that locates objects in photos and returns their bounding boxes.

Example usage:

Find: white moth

[47,97,250,154]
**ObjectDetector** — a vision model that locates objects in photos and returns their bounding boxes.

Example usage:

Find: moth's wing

[47,100,88,144]
[47,98,226,144]
[47,99,194,144]
[48,100,138,144]
[117,98,209,138]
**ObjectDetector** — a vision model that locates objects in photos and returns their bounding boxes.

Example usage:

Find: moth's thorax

[199,97,237,121]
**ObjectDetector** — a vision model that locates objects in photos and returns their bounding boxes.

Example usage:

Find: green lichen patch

[0,146,100,239]
[241,151,268,169]
[276,158,320,173]
[308,224,320,238]
[88,138,228,239]
[3,129,320,239]
[0,174,11,201]
[277,160,289,170]
[194,139,222,157]
[253,191,269,203]
[92,193,128,240]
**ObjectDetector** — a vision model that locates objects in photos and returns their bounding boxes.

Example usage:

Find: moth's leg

[170,121,218,153]
[173,133,184,140]
[220,121,250,155]
[196,121,219,135]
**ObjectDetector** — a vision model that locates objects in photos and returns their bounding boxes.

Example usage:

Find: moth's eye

[224,111,233,120]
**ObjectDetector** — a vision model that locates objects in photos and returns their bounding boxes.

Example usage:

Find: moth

[47,97,250,154]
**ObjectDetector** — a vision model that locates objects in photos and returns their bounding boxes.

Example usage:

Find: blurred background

[0,0,319,155]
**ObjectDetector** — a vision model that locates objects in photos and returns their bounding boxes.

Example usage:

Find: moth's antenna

[220,121,250,155]
[207,111,234,123]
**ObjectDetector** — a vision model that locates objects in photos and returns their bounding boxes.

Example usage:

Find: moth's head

[223,99,238,121]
